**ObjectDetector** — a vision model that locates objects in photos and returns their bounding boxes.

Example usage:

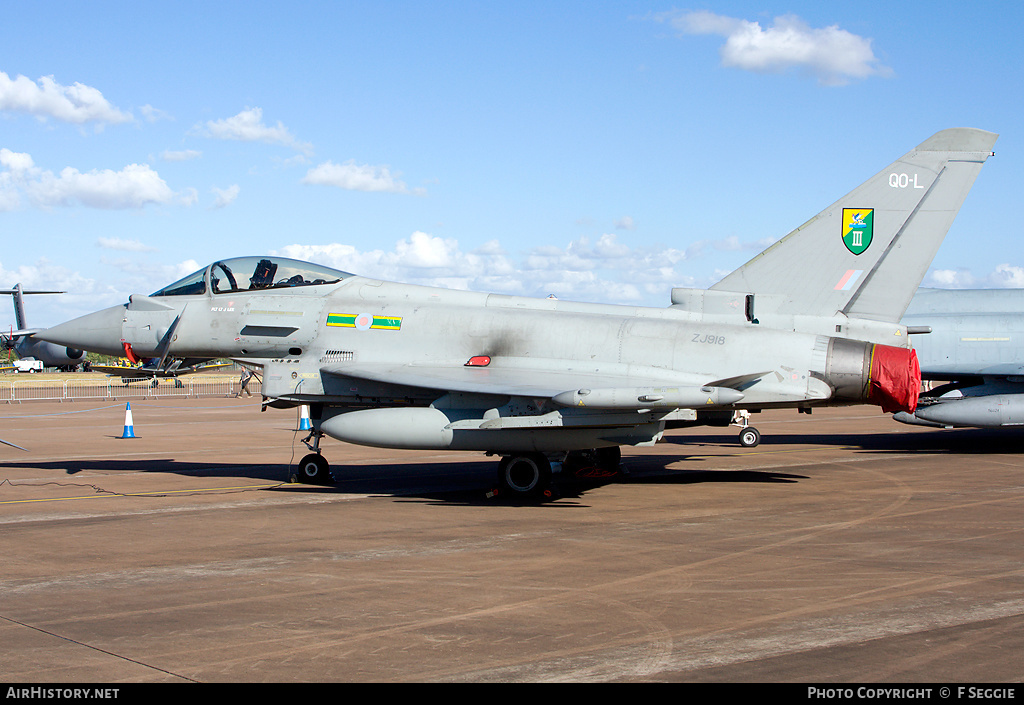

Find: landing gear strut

[732,410,760,447]
[295,429,333,484]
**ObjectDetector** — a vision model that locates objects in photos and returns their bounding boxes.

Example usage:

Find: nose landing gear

[293,428,333,484]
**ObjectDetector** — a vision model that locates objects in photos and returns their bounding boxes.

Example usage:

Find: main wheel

[738,427,761,447]
[297,453,332,484]
[497,454,552,498]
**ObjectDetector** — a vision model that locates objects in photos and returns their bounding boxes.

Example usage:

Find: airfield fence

[0,376,262,403]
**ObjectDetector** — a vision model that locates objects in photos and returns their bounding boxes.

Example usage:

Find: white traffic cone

[298,404,311,431]
[121,402,136,439]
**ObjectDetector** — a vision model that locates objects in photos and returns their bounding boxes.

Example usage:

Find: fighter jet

[894,288,1024,428]
[1,284,85,370]
[38,128,997,496]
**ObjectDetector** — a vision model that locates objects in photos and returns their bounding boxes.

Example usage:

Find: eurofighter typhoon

[896,287,1024,429]
[38,128,997,497]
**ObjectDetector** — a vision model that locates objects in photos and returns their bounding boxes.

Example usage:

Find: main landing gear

[497,454,552,499]
[288,428,624,501]
[493,447,622,500]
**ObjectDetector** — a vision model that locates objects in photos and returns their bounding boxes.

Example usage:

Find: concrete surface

[1,397,1022,682]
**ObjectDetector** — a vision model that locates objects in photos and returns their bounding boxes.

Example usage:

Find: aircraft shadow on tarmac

[0,453,803,507]
[667,426,1024,456]
[0,426,1014,506]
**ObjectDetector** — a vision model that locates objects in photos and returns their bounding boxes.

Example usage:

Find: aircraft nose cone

[37,304,126,357]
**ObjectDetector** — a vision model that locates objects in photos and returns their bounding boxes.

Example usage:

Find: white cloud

[302,160,424,195]
[928,269,970,287]
[615,216,636,230]
[211,184,240,209]
[272,231,763,306]
[0,148,34,174]
[202,107,312,155]
[161,149,202,162]
[96,237,157,252]
[0,149,196,210]
[0,71,133,124]
[662,11,891,86]
[140,104,172,122]
[926,264,1024,289]
[987,264,1024,288]
[275,233,511,286]
[29,164,181,209]
[0,257,117,323]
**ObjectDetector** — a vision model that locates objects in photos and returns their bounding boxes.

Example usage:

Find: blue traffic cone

[298,404,311,431]
[121,402,136,438]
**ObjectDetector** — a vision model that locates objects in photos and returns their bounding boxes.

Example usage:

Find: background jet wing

[91,365,155,378]
[323,359,705,398]
[93,359,231,378]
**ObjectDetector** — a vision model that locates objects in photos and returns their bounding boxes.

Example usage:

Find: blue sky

[1,1,1021,328]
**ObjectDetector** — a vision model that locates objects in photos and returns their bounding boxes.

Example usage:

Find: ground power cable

[0,613,200,682]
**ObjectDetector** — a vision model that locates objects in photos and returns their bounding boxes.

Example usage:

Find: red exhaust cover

[868,344,920,413]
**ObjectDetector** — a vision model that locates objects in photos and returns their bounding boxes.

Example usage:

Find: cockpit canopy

[152,256,352,297]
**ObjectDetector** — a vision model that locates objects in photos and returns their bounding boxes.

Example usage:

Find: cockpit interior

[152,256,351,297]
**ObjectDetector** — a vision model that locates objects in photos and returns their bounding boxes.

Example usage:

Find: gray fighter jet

[37,128,997,496]
[895,288,1024,428]
[1,284,85,370]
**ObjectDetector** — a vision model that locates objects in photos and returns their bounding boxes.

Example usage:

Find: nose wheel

[296,453,332,484]
[293,427,333,484]
[732,409,760,447]
[738,427,761,447]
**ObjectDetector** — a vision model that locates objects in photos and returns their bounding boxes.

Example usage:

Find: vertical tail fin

[711,128,997,322]
[1,284,65,333]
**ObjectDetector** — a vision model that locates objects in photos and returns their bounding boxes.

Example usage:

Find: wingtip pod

[868,345,920,414]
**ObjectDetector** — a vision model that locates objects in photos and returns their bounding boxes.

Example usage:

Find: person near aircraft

[237,367,254,398]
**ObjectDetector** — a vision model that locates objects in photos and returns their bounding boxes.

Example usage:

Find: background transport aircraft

[38,128,997,497]
[1,283,229,380]
[1,284,85,370]
[895,288,1024,428]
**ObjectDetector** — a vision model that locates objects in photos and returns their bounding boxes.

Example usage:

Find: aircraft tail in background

[1,284,64,334]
